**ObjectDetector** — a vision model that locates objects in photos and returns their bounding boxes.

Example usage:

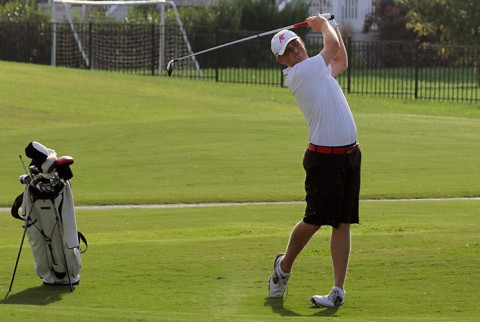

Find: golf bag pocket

[25,185,82,285]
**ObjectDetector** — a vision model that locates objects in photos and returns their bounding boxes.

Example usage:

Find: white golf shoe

[268,253,289,297]
[311,286,345,307]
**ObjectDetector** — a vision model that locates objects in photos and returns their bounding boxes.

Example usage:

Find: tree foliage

[0,0,50,64]
[163,0,309,32]
[0,0,48,22]
[157,0,310,68]
[236,0,309,32]
[398,0,480,45]
[363,0,416,40]
[176,0,242,30]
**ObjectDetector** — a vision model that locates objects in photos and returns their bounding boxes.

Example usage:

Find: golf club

[5,155,33,299]
[166,15,334,76]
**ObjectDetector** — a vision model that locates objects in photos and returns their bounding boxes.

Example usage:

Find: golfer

[268,13,361,308]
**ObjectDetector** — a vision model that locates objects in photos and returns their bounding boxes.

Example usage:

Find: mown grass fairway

[0,200,479,321]
[0,61,479,321]
[1,61,480,205]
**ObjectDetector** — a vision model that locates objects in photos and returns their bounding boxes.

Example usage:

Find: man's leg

[311,223,351,307]
[280,221,320,273]
[330,223,351,289]
[269,221,319,297]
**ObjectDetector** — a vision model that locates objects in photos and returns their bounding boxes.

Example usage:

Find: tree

[363,0,416,40]
[0,0,50,64]
[237,0,309,32]
[0,0,47,22]
[158,0,309,68]
[397,0,480,45]
[164,0,308,33]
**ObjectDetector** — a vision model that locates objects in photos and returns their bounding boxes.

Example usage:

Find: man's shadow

[1,284,74,306]
[264,297,339,317]
[264,297,301,316]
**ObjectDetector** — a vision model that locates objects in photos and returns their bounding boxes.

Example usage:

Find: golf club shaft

[5,155,32,299]
[53,203,74,292]
[5,199,34,299]
[175,21,308,63]
[4,226,27,299]
[19,155,29,175]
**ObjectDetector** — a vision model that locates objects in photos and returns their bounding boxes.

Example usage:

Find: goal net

[51,0,201,76]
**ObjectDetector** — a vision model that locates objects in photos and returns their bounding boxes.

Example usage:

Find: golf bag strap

[78,231,88,253]
[11,192,25,221]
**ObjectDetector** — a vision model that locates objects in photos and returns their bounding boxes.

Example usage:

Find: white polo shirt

[283,54,357,147]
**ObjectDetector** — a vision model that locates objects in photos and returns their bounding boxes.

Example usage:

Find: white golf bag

[11,142,86,286]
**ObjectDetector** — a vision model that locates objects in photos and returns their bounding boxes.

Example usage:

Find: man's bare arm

[306,14,340,66]
[330,26,348,77]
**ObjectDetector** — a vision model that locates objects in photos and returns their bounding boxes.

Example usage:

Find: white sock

[333,286,346,296]
[276,258,291,278]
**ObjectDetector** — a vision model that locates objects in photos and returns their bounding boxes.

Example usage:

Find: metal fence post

[88,22,93,70]
[414,42,420,100]
[215,28,220,82]
[280,67,284,87]
[151,23,155,76]
[347,37,352,94]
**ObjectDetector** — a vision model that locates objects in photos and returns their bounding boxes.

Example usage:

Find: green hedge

[0,0,51,64]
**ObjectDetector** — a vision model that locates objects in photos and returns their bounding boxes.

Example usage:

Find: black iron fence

[0,21,51,64]
[0,21,478,102]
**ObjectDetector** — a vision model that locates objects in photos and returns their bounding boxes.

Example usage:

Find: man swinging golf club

[268,13,361,308]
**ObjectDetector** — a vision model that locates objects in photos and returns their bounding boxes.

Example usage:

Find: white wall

[171,0,218,6]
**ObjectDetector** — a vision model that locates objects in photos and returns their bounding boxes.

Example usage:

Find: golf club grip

[293,21,308,29]
[293,15,335,29]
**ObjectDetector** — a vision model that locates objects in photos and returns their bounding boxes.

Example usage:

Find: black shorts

[302,144,361,228]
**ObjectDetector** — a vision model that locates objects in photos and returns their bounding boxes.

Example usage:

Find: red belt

[308,142,358,154]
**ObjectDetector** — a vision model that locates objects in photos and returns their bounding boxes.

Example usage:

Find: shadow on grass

[1,284,75,305]
[264,297,301,316]
[264,297,339,317]
[311,306,339,317]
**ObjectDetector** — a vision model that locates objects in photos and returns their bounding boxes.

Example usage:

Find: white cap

[271,29,300,56]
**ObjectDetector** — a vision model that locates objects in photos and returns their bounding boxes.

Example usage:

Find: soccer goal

[51,0,201,76]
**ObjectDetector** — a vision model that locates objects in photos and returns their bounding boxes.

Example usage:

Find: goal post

[51,0,202,76]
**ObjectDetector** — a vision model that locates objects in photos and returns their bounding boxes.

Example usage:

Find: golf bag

[11,142,86,286]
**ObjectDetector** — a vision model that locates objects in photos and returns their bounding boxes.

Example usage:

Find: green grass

[1,61,479,206]
[177,66,479,101]
[0,61,479,321]
[345,66,479,101]
[0,200,479,321]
